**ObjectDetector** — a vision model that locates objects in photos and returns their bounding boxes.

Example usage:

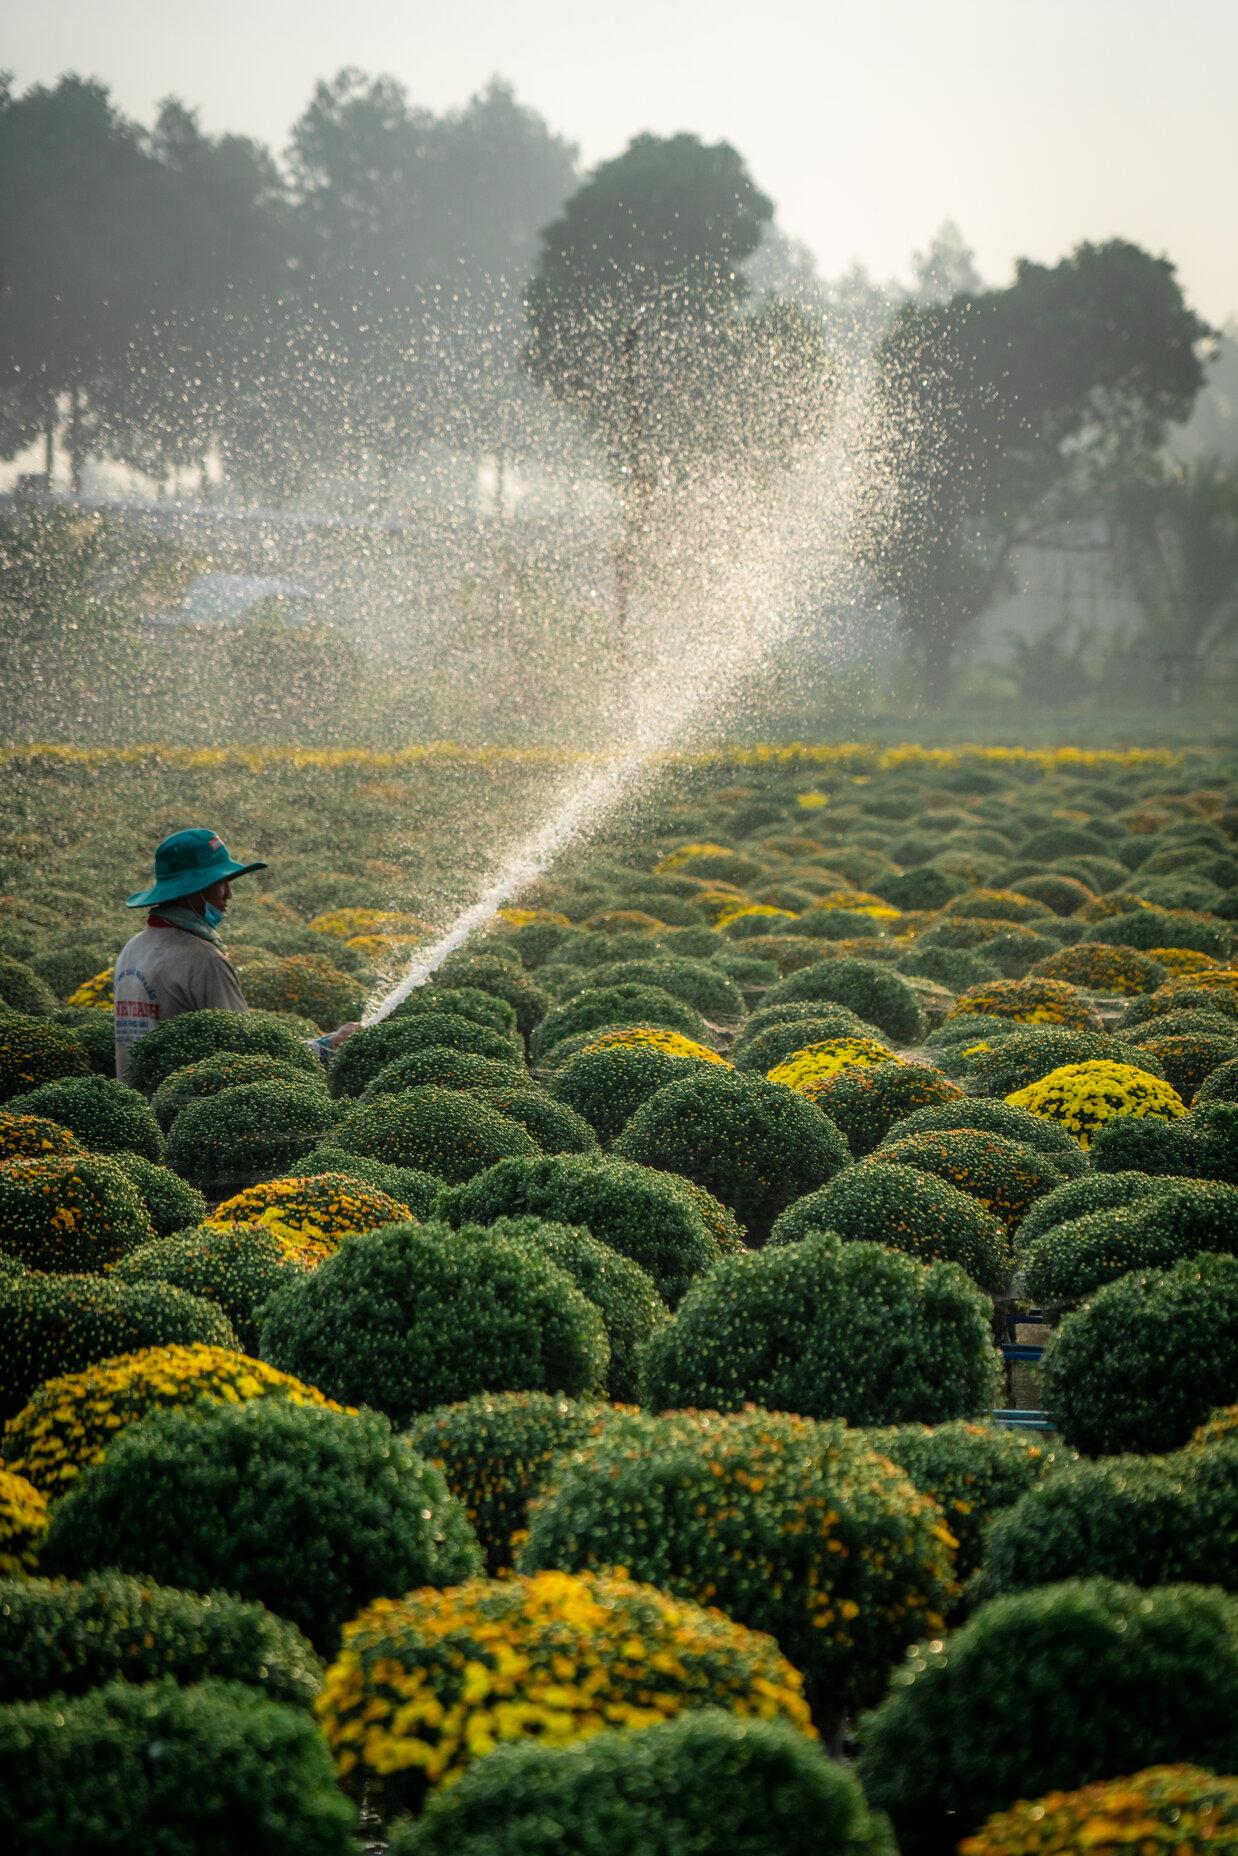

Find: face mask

[204,903,225,929]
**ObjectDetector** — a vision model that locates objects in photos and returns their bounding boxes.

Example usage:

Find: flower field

[1,738,1237,1853]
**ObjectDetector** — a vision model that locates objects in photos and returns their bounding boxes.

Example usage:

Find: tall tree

[1113,459,1238,695]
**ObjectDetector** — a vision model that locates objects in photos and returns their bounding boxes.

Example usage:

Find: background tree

[1112,459,1238,696]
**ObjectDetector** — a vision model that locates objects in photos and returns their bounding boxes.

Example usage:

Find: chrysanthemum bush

[877,1128,1072,1232]
[259,1221,609,1423]
[151,1050,326,1131]
[546,1039,726,1143]
[519,1406,957,1721]
[332,1086,537,1182]
[880,1096,1081,1163]
[769,1162,1011,1294]
[731,1008,881,1073]
[0,1152,154,1272]
[762,958,926,1044]
[0,1272,237,1424]
[766,1035,899,1091]
[1,1341,338,1498]
[407,1393,628,1574]
[39,1399,481,1655]
[964,1028,1166,1096]
[124,1006,322,1096]
[587,955,745,1021]
[861,1422,1050,1588]
[1127,1030,1237,1102]
[316,1567,814,1820]
[613,1068,851,1241]
[958,1765,1238,1856]
[297,1144,444,1217]
[208,1173,412,1263]
[949,977,1102,1030]
[165,1078,340,1193]
[856,1580,1238,1856]
[528,984,708,1064]
[0,1571,321,1708]
[113,1224,309,1352]
[66,966,114,1010]
[969,1442,1238,1602]
[1028,942,1169,996]
[1014,1169,1171,1246]
[328,1013,523,1100]
[1006,1059,1187,1148]
[640,1232,999,1425]
[1089,1099,1238,1184]
[0,956,57,1015]
[387,1708,889,1856]
[1014,1181,1238,1311]
[0,1110,82,1161]
[7,1073,165,1161]
[359,1046,531,1100]
[437,1154,725,1305]
[806,1062,963,1156]
[0,1467,47,1573]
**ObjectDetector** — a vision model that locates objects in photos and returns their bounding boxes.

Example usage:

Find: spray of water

[364,353,879,1024]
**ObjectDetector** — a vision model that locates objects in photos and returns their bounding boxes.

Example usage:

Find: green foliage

[862,1421,1051,1588]
[964,1028,1164,1096]
[389,1707,890,1856]
[0,1014,90,1101]
[329,1012,522,1099]
[114,1223,307,1352]
[1015,1181,1238,1310]
[1089,1100,1238,1183]
[588,956,744,1021]
[333,1086,537,1182]
[640,1232,999,1425]
[428,956,550,1039]
[436,1153,724,1305]
[768,1162,1011,1295]
[613,1068,851,1240]
[1128,1030,1237,1101]
[125,1007,322,1096]
[106,1151,207,1235]
[971,1444,1238,1601]
[164,1077,338,1193]
[546,1040,723,1143]
[390,986,519,1038]
[878,1128,1073,1231]
[407,1392,622,1573]
[7,1071,164,1160]
[879,1095,1083,1163]
[1042,1252,1238,1453]
[260,1221,609,1423]
[0,956,56,1016]
[897,945,1002,992]
[763,959,927,1044]
[463,1083,598,1154]
[808,1062,963,1156]
[0,1151,154,1271]
[857,1580,1238,1856]
[0,1675,356,1855]
[151,1051,326,1131]
[295,1144,444,1217]
[0,1270,235,1421]
[361,1048,530,1099]
[55,1006,116,1076]
[519,1405,956,1718]
[1015,1169,1176,1248]
[40,1399,480,1654]
[0,1571,321,1707]
[1085,907,1230,959]
[529,985,707,1063]
[1196,1055,1238,1104]
[731,1010,884,1073]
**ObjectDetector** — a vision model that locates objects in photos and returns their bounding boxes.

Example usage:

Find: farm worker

[114,827,359,1081]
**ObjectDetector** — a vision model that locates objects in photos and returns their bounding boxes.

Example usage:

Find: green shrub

[731,1011,885,1074]
[1087,907,1230,959]
[588,957,745,1021]
[389,1707,888,1856]
[897,946,1002,992]
[763,959,927,1044]
[1010,873,1098,916]
[862,1421,1051,1588]
[785,907,883,941]
[1128,1031,1237,1102]
[0,1109,81,1160]
[260,1221,609,1423]
[879,1096,1083,1165]
[55,1007,116,1076]
[107,1151,207,1235]
[878,1128,1071,1232]
[7,1073,165,1160]
[407,1392,623,1573]
[333,1086,537,1183]
[1089,1101,1238,1184]
[428,955,551,1039]
[1196,1055,1238,1105]
[295,1144,444,1217]
[0,1151,153,1271]
[965,1028,1165,1096]
[519,1405,956,1719]
[736,998,873,1045]
[462,1083,597,1154]
[0,1676,357,1856]
[1015,1170,1176,1248]
[613,1069,850,1241]
[390,985,519,1038]
[40,1398,480,1654]
[808,1062,964,1156]
[641,1232,999,1424]
[0,955,56,1016]
[883,866,970,911]
[151,1051,326,1131]
[1016,1182,1238,1311]
[0,1015,90,1101]
[329,1012,522,1099]
[528,985,707,1064]
[1121,984,1238,1030]
[125,1007,322,1096]
[437,1154,724,1305]
[768,1161,1011,1294]
[1128,1008,1238,1041]
[971,1445,1238,1602]
[546,1040,723,1143]
[233,951,364,1029]
[114,1224,308,1353]
[1041,1253,1238,1453]
[0,1271,235,1421]
[164,1078,338,1194]
[856,1579,1238,1856]
[361,1048,530,1100]
[0,1571,321,1707]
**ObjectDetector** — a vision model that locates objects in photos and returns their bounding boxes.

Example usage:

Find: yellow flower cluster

[66,967,114,1010]
[768,1037,899,1093]
[345,934,425,960]
[317,1568,813,1812]
[309,907,430,941]
[209,1173,413,1264]
[1005,1060,1187,1149]
[815,891,902,921]
[495,909,572,929]
[795,792,829,808]
[712,901,797,930]
[0,1113,83,1162]
[950,978,1101,1030]
[653,843,733,874]
[0,1466,49,1573]
[959,1765,1238,1856]
[1,1342,340,1498]
[1189,1405,1238,1448]
[1146,947,1220,976]
[580,1027,728,1065]
[1179,968,1238,1004]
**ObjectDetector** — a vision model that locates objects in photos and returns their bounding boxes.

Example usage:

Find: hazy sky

[7,0,1237,323]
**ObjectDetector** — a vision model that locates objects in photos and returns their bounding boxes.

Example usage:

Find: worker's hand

[326,1021,362,1049]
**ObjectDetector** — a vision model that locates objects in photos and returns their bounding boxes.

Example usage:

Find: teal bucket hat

[126,828,268,909]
